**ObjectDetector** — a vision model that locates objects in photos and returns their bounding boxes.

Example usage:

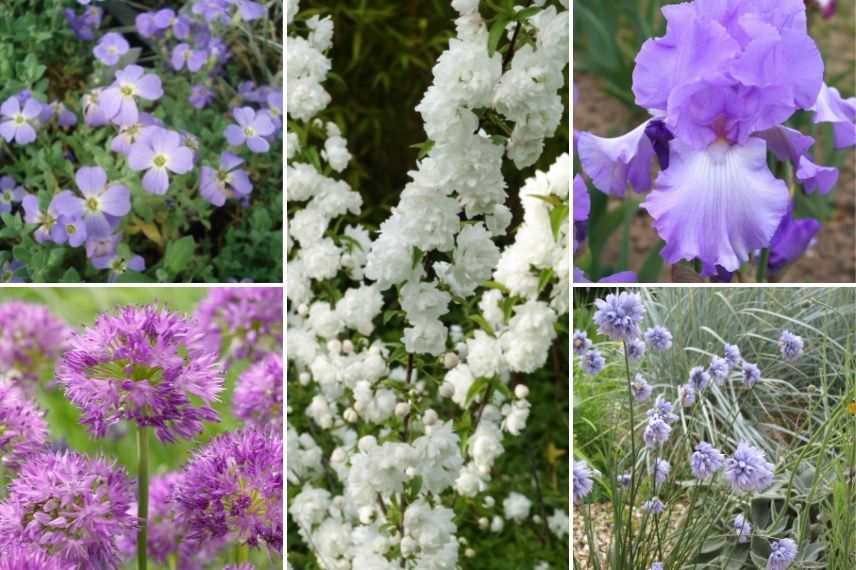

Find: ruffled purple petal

[755,126,814,165]
[573,174,590,222]
[796,156,838,194]
[812,82,856,149]
[577,120,656,196]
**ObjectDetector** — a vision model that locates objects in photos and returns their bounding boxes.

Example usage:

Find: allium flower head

[650,457,670,485]
[194,288,283,363]
[631,373,653,402]
[778,330,804,361]
[0,545,68,570]
[708,356,729,384]
[724,343,742,367]
[647,395,678,424]
[741,361,761,387]
[98,65,163,126]
[234,352,283,429]
[0,302,71,385]
[0,451,135,568]
[643,497,664,514]
[580,348,604,376]
[643,417,671,448]
[0,383,48,471]
[572,460,594,504]
[572,329,592,355]
[626,337,646,361]
[767,538,797,570]
[176,427,283,552]
[688,366,710,391]
[592,292,644,341]
[724,441,775,493]
[127,127,195,195]
[644,326,673,351]
[734,513,752,543]
[690,441,725,480]
[57,305,223,443]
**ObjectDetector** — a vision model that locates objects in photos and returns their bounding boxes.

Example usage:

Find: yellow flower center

[153,154,167,168]
[120,84,135,97]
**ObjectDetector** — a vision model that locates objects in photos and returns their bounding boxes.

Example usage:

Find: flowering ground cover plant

[572,287,855,569]
[573,0,856,283]
[287,0,570,567]
[0,0,283,283]
[0,287,283,569]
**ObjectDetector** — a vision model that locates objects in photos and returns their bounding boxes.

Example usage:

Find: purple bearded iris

[234,352,283,429]
[0,96,42,145]
[98,64,163,126]
[0,451,136,568]
[0,301,71,386]
[0,383,48,470]
[225,106,276,153]
[127,127,195,194]
[577,0,853,273]
[52,166,131,240]
[56,305,223,443]
[200,152,253,207]
[176,427,283,552]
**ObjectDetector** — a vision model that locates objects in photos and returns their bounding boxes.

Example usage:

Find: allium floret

[592,292,645,341]
[0,383,49,471]
[767,538,798,570]
[0,302,71,385]
[778,330,804,361]
[724,442,775,493]
[734,513,752,543]
[234,352,283,429]
[643,326,672,352]
[573,460,594,504]
[572,329,592,355]
[580,348,605,375]
[690,441,725,480]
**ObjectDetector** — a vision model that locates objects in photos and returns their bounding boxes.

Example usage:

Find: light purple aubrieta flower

[708,356,729,384]
[189,84,214,109]
[0,383,48,471]
[631,373,653,402]
[650,457,670,485]
[176,427,283,551]
[572,329,592,356]
[91,252,146,282]
[778,330,804,361]
[741,361,761,388]
[93,32,129,66]
[0,97,42,145]
[228,0,266,21]
[127,127,194,194]
[0,545,69,570]
[724,441,775,493]
[56,305,224,443]
[767,538,798,570]
[573,460,594,504]
[200,152,253,207]
[0,451,136,568]
[690,441,725,480]
[111,115,160,156]
[0,260,25,283]
[0,302,71,385]
[679,383,696,407]
[64,5,102,40]
[98,64,163,126]
[171,43,208,72]
[734,513,752,543]
[643,497,664,514]
[580,348,604,376]
[0,176,24,214]
[592,292,645,341]
[643,417,671,448]
[724,343,742,367]
[688,366,710,392]
[647,394,679,424]
[643,325,672,352]
[234,352,283,429]
[52,166,130,239]
[626,337,646,361]
[193,288,283,363]
[224,106,276,153]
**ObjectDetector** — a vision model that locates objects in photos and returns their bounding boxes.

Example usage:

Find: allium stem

[621,339,639,566]
[235,543,249,563]
[756,248,769,282]
[137,426,149,570]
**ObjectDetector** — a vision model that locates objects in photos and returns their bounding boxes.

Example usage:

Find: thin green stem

[621,340,639,567]
[137,426,149,570]
[756,248,769,283]
[235,543,249,563]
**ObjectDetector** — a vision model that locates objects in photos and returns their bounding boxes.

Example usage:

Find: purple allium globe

[690,441,725,480]
[625,337,646,361]
[724,442,775,493]
[0,545,69,570]
[724,343,742,367]
[572,460,594,504]
[688,366,710,392]
[572,329,592,355]
[56,305,223,443]
[678,383,696,407]
[643,326,672,352]
[734,513,752,543]
[176,427,283,552]
[778,330,804,361]
[592,292,645,341]
[0,301,71,386]
[643,417,671,448]
[580,348,605,375]
[0,383,49,471]
[617,473,631,487]
[650,458,670,485]
[0,451,136,568]
[631,373,653,402]
[741,361,762,388]
[708,356,729,384]
[767,538,798,570]
[234,352,283,429]
[194,287,283,364]
[647,395,678,424]
[642,497,664,514]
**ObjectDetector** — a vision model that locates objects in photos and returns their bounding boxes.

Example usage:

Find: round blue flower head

[688,366,711,391]
[644,417,672,448]
[573,460,594,504]
[725,442,775,493]
[650,563,664,570]
[767,538,798,570]
[643,497,664,514]
[650,457,670,485]
[733,513,752,544]
[679,383,696,407]
[617,473,631,487]
[631,373,653,402]
[572,330,592,356]
[593,292,645,341]
[625,338,646,361]
[723,343,742,368]
[708,356,729,384]
[778,330,804,361]
[741,361,762,387]
[690,441,725,480]
[647,395,678,424]
[580,348,605,375]
[644,326,673,352]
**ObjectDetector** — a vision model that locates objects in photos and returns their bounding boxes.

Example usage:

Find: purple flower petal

[224,124,245,146]
[1,96,20,116]
[811,82,856,149]
[14,124,37,145]
[233,106,255,126]
[229,169,252,196]
[220,151,244,171]
[97,87,123,120]
[768,205,821,273]
[127,141,155,171]
[142,168,169,195]
[135,73,163,101]
[168,147,194,174]
[577,120,656,196]
[84,212,112,238]
[0,121,17,142]
[796,156,838,194]
[75,166,107,196]
[246,135,270,153]
[51,190,84,218]
[22,98,42,119]
[99,184,131,216]
[755,126,815,165]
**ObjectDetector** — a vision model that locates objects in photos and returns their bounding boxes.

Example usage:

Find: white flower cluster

[287,1,569,567]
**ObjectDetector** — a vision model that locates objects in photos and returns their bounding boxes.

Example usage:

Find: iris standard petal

[755,126,814,165]
[577,120,656,197]
[796,156,838,194]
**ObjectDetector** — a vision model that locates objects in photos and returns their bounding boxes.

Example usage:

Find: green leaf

[59,267,81,283]
[488,16,511,57]
[537,268,554,293]
[637,240,665,282]
[549,204,568,241]
[480,280,510,294]
[465,377,489,406]
[469,314,495,337]
[163,236,196,275]
[514,6,542,20]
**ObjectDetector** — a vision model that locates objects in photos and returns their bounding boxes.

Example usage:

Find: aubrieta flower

[734,513,752,543]
[642,497,664,514]
[626,337,646,361]
[189,84,214,109]
[688,366,711,392]
[0,260,25,283]
[0,176,24,214]
[93,32,129,66]
[176,427,283,551]
[56,305,223,443]
[650,457,670,485]
[778,330,805,361]
[631,373,653,402]
[592,292,645,341]
[52,166,131,239]
[135,8,174,38]
[128,127,195,194]
[110,114,159,156]
[225,106,276,153]
[644,325,672,352]
[0,302,70,385]
[579,0,853,273]
[234,352,283,429]
[40,100,77,129]
[0,96,42,145]
[98,65,163,126]
[643,417,671,448]
[572,329,592,355]
[228,0,266,21]
[171,43,208,72]
[0,545,68,570]
[64,5,102,40]
[741,361,761,387]
[724,442,775,493]
[708,356,729,384]
[572,460,594,504]
[580,348,604,376]
[0,451,135,568]
[200,152,253,206]
[91,251,146,282]
[767,538,798,570]
[193,288,283,363]
[0,383,48,471]
[690,441,725,480]
[724,343,742,368]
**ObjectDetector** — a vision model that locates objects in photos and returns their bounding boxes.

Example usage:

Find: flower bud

[395,402,411,417]
[422,409,438,426]
[443,352,460,369]
[514,384,529,399]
